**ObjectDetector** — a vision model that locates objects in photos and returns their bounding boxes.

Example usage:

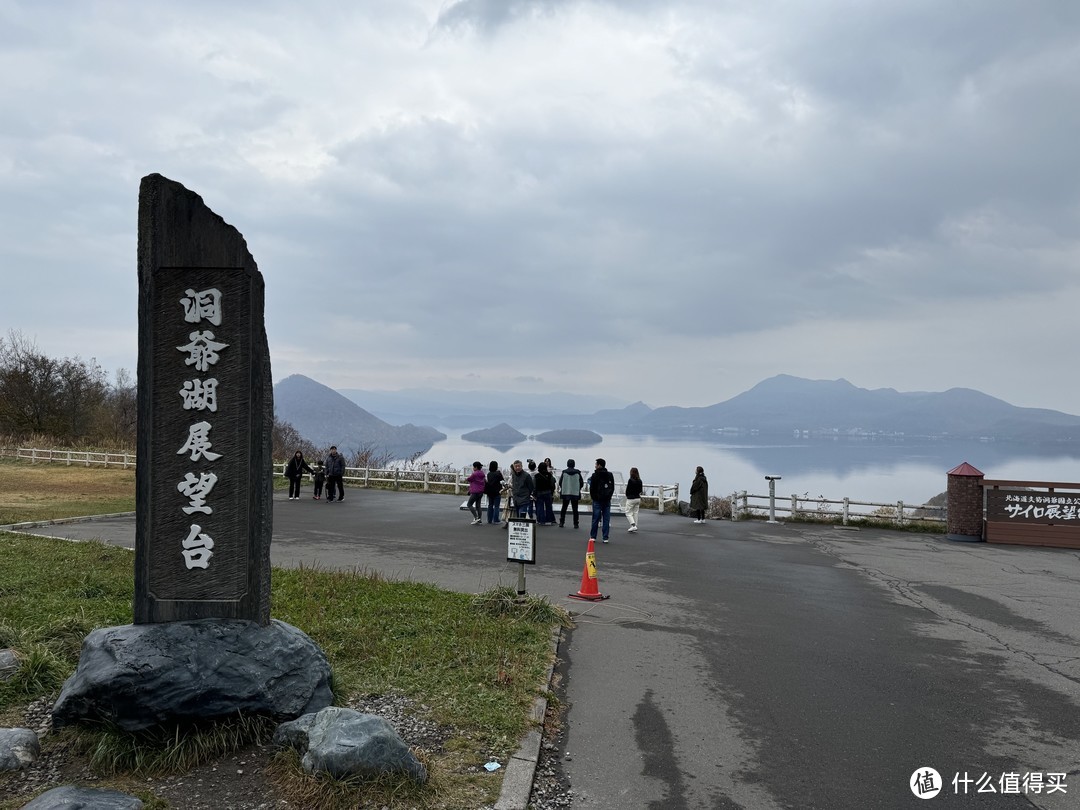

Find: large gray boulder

[21,786,144,809]
[0,727,38,770]
[274,706,428,783]
[52,619,332,732]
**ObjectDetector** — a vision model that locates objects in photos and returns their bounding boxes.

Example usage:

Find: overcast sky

[3,1,1079,413]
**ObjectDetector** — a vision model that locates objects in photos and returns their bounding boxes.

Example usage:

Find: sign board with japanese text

[135,174,273,624]
[507,518,536,564]
[986,488,1080,524]
[983,480,1080,550]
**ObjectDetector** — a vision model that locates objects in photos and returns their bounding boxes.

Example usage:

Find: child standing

[312,460,326,500]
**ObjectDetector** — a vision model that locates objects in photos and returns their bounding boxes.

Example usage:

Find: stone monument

[133,173,273,623]
[52,175,331,730]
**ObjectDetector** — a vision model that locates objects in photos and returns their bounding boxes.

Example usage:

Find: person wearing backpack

[588,457,616,544]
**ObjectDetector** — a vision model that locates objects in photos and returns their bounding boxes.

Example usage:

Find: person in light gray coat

[559,459,584,529]
[690,466,709,523]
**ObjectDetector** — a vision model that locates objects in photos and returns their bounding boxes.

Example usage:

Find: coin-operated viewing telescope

[764,476,782,523]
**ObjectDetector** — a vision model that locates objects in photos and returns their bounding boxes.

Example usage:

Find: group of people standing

[465,458,710,543]
[283,447,346,502]
[284,450,712,532]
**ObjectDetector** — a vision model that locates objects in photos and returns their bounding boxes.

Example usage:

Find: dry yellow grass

[0,459,135,524]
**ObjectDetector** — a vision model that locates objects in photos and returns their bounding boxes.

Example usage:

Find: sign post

[506,517,536,596]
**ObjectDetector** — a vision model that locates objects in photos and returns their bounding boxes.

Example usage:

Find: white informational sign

[506,518,536,565]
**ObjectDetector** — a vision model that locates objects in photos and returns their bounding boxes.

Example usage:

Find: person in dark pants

[466,461,486,525]
[312,460,326,500]
[485,461,504,524]
[588,458,616,543]
[690,465,709,523]
[534,461,557,525]
[284,450,314,500]
[324,446,345,502]
[559,459,584,529]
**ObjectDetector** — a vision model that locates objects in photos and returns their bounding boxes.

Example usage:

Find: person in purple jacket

[466,461,486,525]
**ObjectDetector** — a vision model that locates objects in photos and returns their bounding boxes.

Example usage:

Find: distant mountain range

[274,373,1080,457]
[562,375,1080,443]
[274,375,445,458]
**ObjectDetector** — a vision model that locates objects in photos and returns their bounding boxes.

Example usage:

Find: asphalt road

[14,490,1080,809]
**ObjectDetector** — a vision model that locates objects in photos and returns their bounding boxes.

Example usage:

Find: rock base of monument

[51,619,333,732]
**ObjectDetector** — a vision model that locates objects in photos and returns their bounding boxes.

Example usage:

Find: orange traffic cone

[569,537,610,601]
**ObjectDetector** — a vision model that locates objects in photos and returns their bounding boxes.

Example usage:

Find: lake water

[413,429,1080,505]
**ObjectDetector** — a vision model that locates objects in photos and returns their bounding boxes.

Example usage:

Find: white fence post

[423,468,430,493]
[897,500,905,527]
[843,497,850,525]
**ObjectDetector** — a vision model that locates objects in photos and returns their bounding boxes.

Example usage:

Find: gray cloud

[1,0,1078,412]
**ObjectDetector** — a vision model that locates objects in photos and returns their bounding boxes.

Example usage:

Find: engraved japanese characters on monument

[135,173,273,624]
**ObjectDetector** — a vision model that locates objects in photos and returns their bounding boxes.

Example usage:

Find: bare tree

[0,331,63,436]
[56,355,109,439]
[101,367,137,445]
[0,331,131,446]
[272,416,318,461]
[348,444,395,470]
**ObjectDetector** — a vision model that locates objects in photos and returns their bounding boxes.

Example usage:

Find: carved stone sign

[135,174,273,624]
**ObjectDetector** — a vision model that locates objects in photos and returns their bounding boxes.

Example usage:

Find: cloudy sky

[3,0,1079,413]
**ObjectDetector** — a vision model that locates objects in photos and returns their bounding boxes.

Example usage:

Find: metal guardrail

[731,490,945,527]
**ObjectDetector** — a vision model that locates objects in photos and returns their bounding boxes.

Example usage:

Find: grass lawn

[0,458,566,809]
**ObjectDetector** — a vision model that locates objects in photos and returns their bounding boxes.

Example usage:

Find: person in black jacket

[588,458,616,543]
[534,461,557,525]
[624,466,643,533]
[284,450,314,500]
[484,461,505,524]
[690,466,709,523]
[324,446,346,503]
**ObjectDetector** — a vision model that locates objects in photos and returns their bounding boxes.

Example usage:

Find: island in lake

[462,423,527,444]
[533,429,602,446]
